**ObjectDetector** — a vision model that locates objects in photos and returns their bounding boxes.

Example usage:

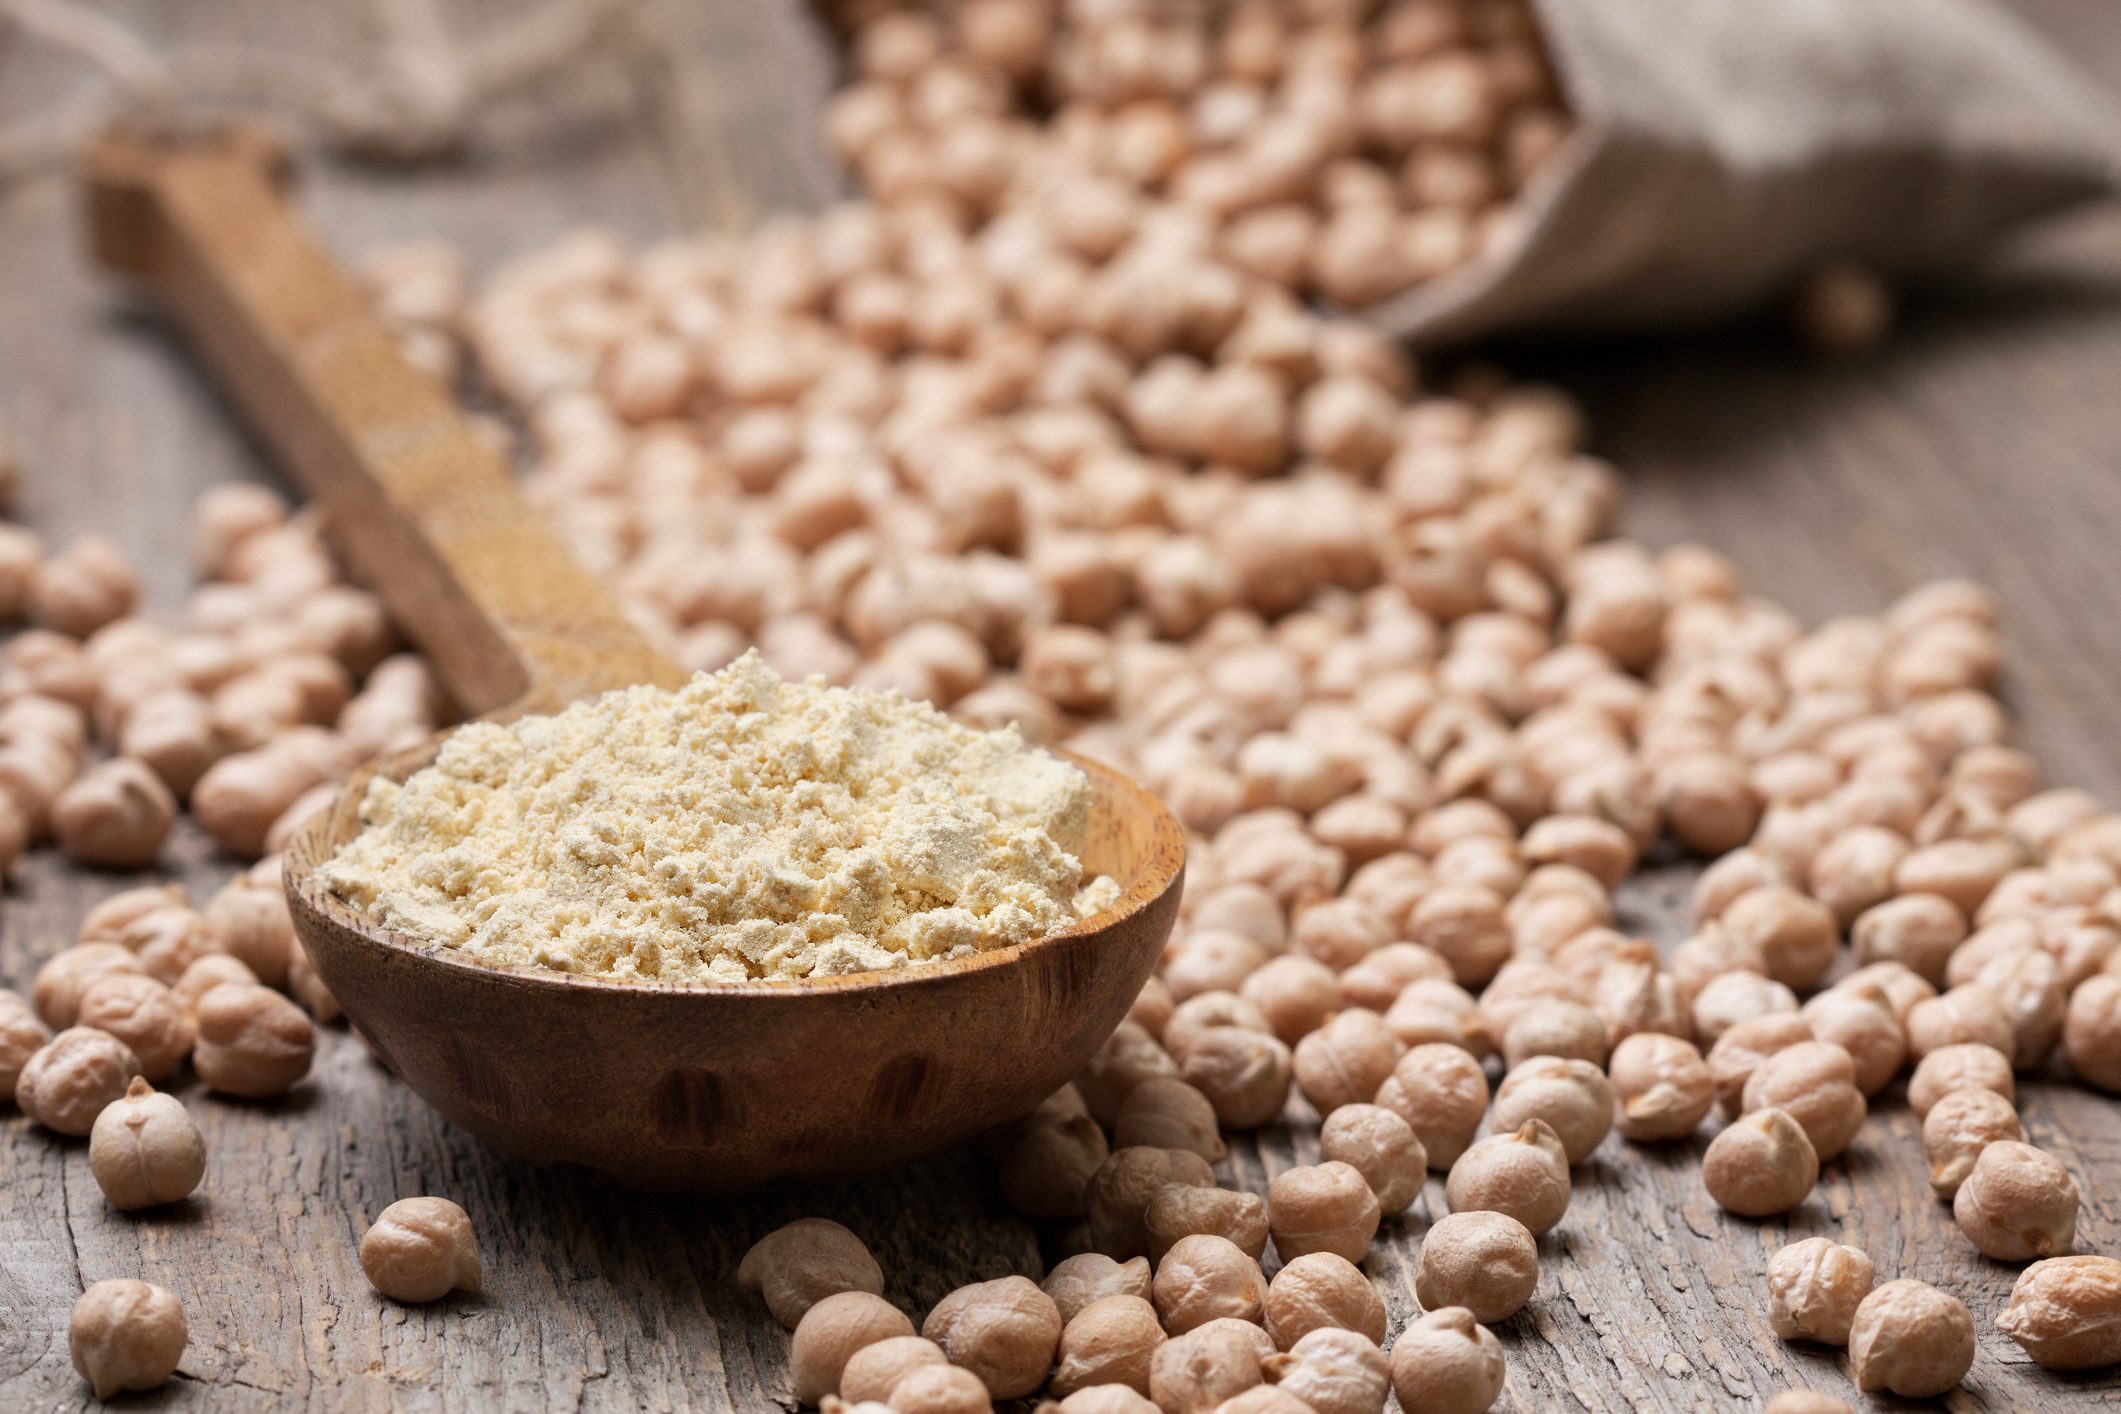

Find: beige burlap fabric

[1363,0,2121,344]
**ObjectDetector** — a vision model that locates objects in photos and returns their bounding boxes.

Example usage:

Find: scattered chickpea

[1490,1058,1612,1165]
[1387,1307,1505,1414]
[1261,1253,1386,1350]
[0,987,49,1101]
[2065,974,2121,1092]
[1147,1319,1272,1414]
[190,982,313,1097]
[1923,1087,2025,1199]
[1153,1234,1267,1335]
[1145,1184,1270,1264]
[1848,1279,1975,1398]
[15,1026,141,1135]
[1740,1041,1866,1162]
[68,1278,186,1399]
[1414,1211,1539,1324]
[1690,970,1797,1049]
[1953,1141,2078,1261]
[1266,1162,1380,1265]
[1720,886,1837,991]
[1905,985,2015,1062]
[1608,1032,1714,1142]
[1906,1042,2014,1118]
[51,759,177,869]
[1996,1255,2121,1370]
[1444,1119,1572,1235]
[1765,1238,1873,1346]
[201,868,297,988]
[1177,1025,1292,1129]
[1115,1078,1226,1163]
[1851,893,1967,986]
[1499,998,1608,1069]
[173,953,259,1010]
[1043,1254,1153,1326]
[1317,1103,1426,1216]
[75,973,193,1081]
[1291,1008,1405,1115]
[840,1335,946,1403]
[792,1292,917,1405]
[1239,955,1339,1044]
[31,534,139,637]
[88,1077,205,1210]
[32,942,143,1029]
[1798,984,1904,1096]
[1373,1042,1487,1167]
[1702,1108,1819,1217]
[1086,1147,1215,1260]
[737,1218,885,1329]
[360,1196,482,1303]
[1052,1294,1165,1397]
[1259,1326,1389,1414]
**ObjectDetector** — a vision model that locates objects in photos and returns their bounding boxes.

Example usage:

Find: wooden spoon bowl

[285,735,1182,1192]
[91,128,1186,1192]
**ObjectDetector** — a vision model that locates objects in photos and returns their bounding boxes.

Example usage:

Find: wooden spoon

[86,127,1184,1192]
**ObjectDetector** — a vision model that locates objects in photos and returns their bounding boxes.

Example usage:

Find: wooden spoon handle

[82,125,685,716]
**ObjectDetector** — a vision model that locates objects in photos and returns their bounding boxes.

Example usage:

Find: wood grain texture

[3,0,2121,1410]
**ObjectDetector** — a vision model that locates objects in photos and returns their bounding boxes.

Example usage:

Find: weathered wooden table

[2,2,2119,1409]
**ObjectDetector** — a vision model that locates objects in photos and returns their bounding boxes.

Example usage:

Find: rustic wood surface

[2,1,2120,1410]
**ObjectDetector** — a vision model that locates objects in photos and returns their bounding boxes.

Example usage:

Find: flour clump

[322,653,1108,982]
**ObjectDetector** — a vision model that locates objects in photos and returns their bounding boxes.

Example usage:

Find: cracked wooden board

[4,0,2121,1408]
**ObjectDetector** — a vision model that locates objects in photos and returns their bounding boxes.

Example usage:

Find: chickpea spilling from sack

[5,0,2120,1403]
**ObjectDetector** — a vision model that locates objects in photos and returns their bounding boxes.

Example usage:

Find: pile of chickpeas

[8,0,2121,1404]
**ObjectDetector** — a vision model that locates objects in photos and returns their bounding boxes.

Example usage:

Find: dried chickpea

[1905,985,2014,1062]
[1489,1058,1612,1165]
[1165,994,1273,1063]
[1414,1211,1538,1324]
[793,1292,917,1405]
[1702,1108,1818,1217]
[1848,1279,1974,1398]
[69,1278,186,1399]
[997,1093,1108,1220]
[32,942,143,1029]
[1292,899,1391,974]
[1740,1041,1865,1162]
[52,759,176,868]
[1267,1162,1380,1265]
[1244,1329,1381,1414]
[1608,1032,1714,1142]
[1974,948,2065,1069]
[1145,1185,1270,1263]
[1838,960,1934,1021]
[1690,970,1797,1049]
[1177,1024,1292,1129]
[1372,1042,1487,1167]
[201,867,297,988]
[0,987,49,1101]
[1499,998,1608,1069]
[1851,893,1966,986]
[1053,1294,1165,1398]
[1262,1253,1385,1351]
[89,1077,205,1210]
[921,1275,1065,1400]
[75,973,193,1081]
[1906,1041,2014,1119]
[1763,1392,1853,1414]
[840,1336,946,1403]
[1444,1119,1572,1235]
[1318,1103,1425,1216]
[1043,1254,1153,1326]
[1291,1009,1405,1115]
[1765,1238,1873,1346]
[1164,931,1272,1003]
[1807,825,1908,927]
[1238,956,1339,1045]
[1706,1014,1814,1120]
[1382,978,1489,1057]
[1953,1141,2078,1261]
[1087,1147,1216,1260]
[1408,884,1511,987]
[16,1026,141,1134]
[31,534,138,637]
[1923,1087,2024,1198]
[737,1218,885,1329]
[1798,984,1904,1095]
[360,1196,482,1303]
[1387,1307,1504,1414]
[1077,1021,1180,1126]
[1116,1078,1226,1163]
[2065,974,2121,1092]
[1336,944,1450,1012]
[1720,886,1836,991]
[1148,1318,1271,1414]
[1153,1235,1267,1335]
[191,983,314,1098]
[1996,1255,2121,1370]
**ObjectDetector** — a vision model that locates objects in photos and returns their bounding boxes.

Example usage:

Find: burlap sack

[1363,0,2121,344]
